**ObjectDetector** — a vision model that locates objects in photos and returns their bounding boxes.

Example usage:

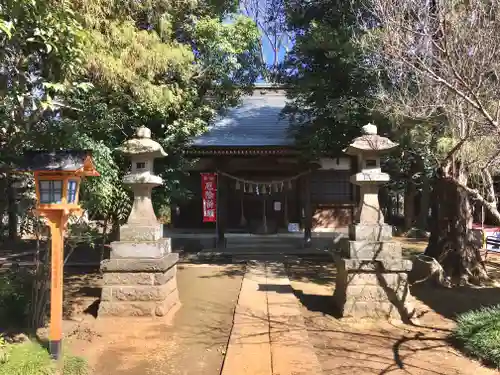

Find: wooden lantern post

[18,150,99,360]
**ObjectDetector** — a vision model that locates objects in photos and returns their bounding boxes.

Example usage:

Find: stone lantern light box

[20,150,100,212]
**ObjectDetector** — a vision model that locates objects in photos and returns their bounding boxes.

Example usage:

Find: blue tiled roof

[190,89,294,147]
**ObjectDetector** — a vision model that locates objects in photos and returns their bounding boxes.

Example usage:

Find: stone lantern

[99,126,180,317]
[345,123,396,236]
[333,123,414,319]
[118,125,166,243]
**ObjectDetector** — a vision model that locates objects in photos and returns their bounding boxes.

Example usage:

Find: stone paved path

[221,262,323,375]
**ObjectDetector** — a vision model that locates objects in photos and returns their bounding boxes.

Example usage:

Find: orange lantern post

[18,150,99,360]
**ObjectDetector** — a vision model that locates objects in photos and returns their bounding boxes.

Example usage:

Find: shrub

[0,269,32,329]
[0,341,88,375]
[453,304,500,368]
[0,341,52,375]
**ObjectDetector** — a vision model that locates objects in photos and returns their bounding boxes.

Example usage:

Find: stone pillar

[333,124,414,320]
[98,126,180,317]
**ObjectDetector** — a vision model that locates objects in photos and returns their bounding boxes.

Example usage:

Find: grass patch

[0,339,88,375]
[453,305,500,368]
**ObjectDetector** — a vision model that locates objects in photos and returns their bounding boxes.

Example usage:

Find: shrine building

[174,84,357,246]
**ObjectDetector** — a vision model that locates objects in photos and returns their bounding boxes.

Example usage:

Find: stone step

[225,238,301,246]
[225,242,300,249]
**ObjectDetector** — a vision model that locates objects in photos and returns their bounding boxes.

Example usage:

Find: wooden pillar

[44,210,67,362]
[217,173,227,248]
[302,173,312,247]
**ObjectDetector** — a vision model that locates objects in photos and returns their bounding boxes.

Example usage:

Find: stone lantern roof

[117,126,167,158]
[343,124,398,156]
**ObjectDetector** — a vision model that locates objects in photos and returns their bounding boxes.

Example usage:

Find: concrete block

[335,257,413,272]
[154,266,176,285]
[99,283,180,317]
[346,272,408,287]
[345,284,408,302]
[98,301,155,317]
[339,239,402,260]
[120,223,163,241]
[102,272,154,286]
[101,253,178,273]
[154,288,180,316]
[110,238,171,259]
[342,301,400,319]
[349,224,393,241]
[110,279,177,302]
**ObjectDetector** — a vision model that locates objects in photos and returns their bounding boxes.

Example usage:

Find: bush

[0,269,32,329]
[453,304,500,368]
[0,341,88,375]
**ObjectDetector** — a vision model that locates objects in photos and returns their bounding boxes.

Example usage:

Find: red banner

[201,173,217,222]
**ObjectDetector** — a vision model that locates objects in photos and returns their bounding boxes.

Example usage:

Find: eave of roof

[184,145,298,156]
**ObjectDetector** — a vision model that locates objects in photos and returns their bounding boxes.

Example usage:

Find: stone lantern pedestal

[98,127,180,317]
[333,124,414,319]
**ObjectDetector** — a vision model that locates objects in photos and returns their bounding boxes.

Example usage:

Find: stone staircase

[225,234,302,252]
[198,234,335,262]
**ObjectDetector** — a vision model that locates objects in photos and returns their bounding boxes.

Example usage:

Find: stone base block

[334,258,414,320]
[349,224,393,241]
[339,239,402,260]
[101,253,178,273]
[98,288,179,317]
[120,223,163,241]
[110,238,171,259]
[98,254,179,318]
[336,257,412,273]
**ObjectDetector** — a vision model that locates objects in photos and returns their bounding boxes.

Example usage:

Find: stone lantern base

[98,239,180,317]
[333,224,415,320]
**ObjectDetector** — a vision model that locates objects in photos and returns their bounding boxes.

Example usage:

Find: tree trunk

[404,181,416,231]
[424,164,488,285]
[7,173,18,241]
[416,155,430,230]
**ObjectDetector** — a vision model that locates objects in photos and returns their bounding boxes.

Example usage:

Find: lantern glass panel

[39,180,63,204]
[67,180,78,203]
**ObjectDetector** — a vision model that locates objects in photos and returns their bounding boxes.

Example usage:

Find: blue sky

[226,1,293,79]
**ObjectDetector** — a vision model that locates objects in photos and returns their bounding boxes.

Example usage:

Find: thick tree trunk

[425,165,488,285]
[404,182,416,231]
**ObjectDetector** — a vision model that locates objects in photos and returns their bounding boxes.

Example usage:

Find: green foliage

[453,305,500,368]
[2,0,262,229]
[0,270,31,328]
[0,0,86,135]
[61,1,261,219]
[281,0,379,155]
[0,337,8,364]
[0,342,52,375]
[0,341,88,375]
[62,354,88,375]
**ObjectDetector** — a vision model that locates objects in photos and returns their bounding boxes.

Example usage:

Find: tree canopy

[0,0,262,232]
[280,0,380,156]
